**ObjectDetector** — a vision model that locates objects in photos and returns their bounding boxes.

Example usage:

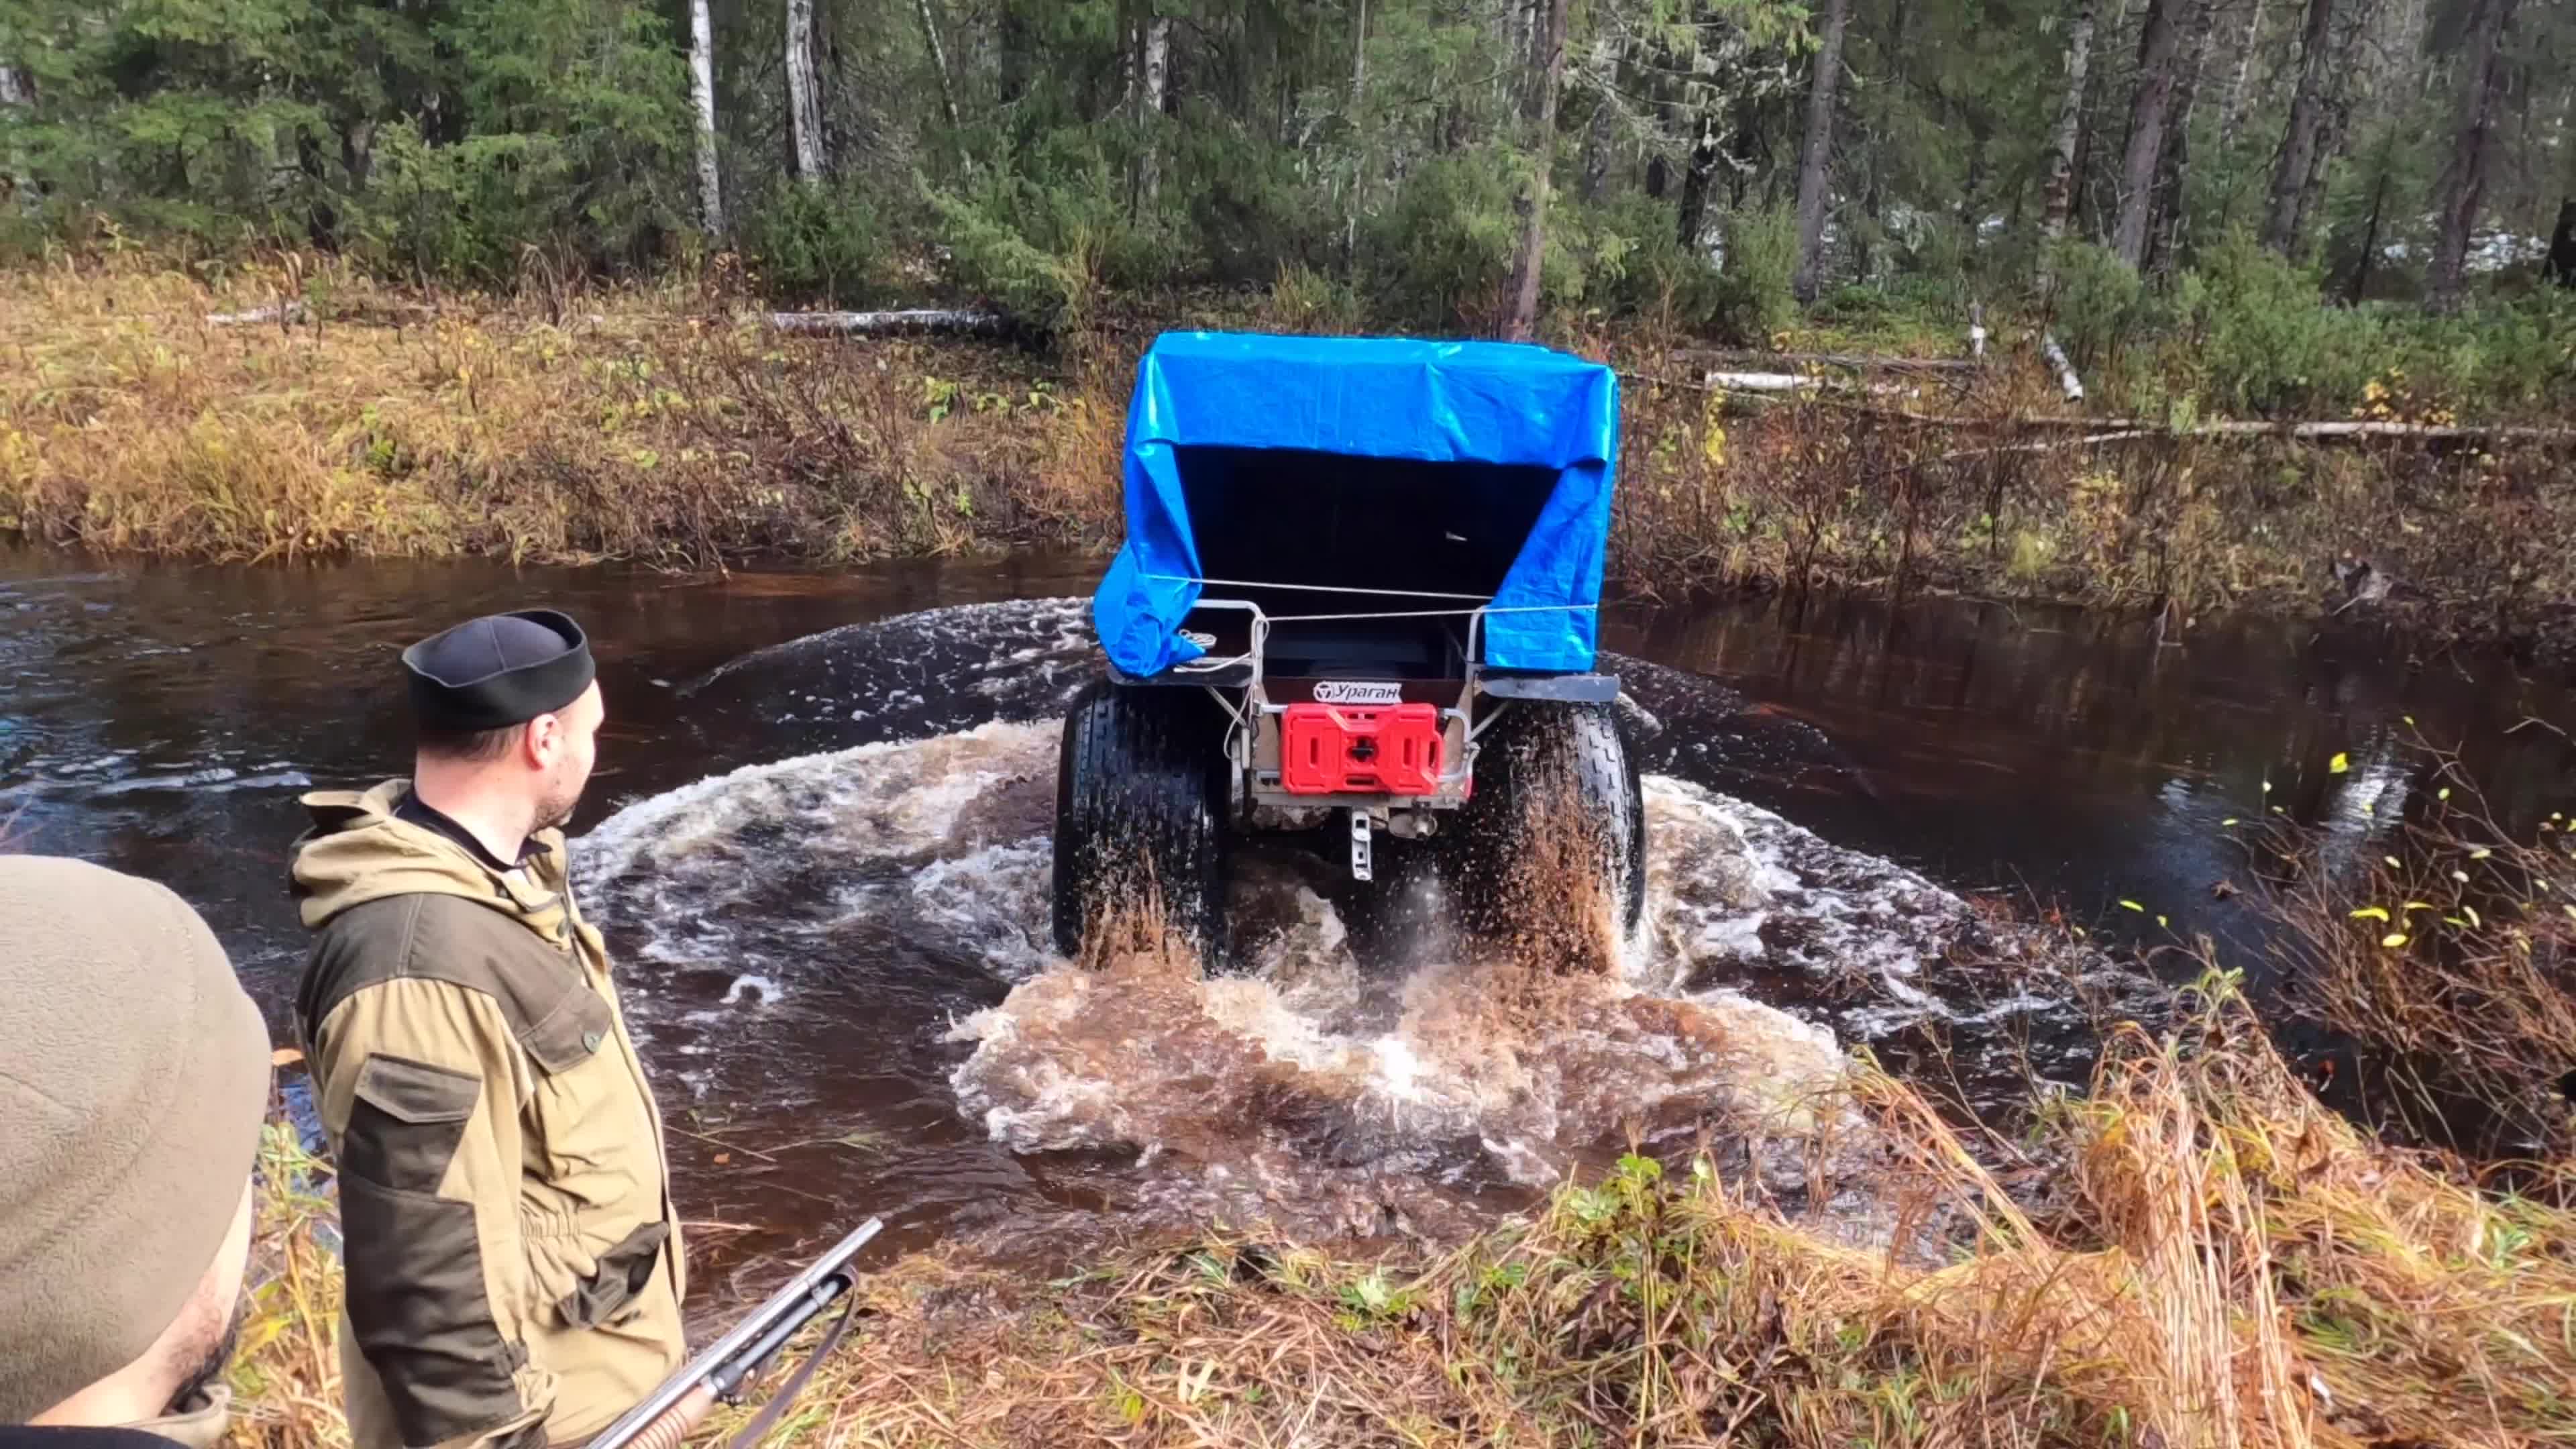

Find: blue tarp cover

[1093,331,1621,678]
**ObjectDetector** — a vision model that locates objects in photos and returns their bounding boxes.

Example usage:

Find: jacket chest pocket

[519,983,642,1188]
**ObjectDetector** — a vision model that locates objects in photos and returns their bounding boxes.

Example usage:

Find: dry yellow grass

[0,254,1116,565]
[7,254,2575,658]
[231,981,2576,1449]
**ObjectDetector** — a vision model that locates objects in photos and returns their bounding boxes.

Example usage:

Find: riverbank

[220,783,2576,1448]
[6,256,2574,661]
[228,981,2576,1449]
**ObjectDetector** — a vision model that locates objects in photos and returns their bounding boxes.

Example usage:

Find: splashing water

[584,703,2052,1246]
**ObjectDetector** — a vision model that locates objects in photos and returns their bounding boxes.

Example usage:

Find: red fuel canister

[1280,702,1445,796]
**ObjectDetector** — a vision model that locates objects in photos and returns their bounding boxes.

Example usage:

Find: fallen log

[1675,347,1980,375]
[1955,414,2576,443]
[207,301,308,327]
[1933,429,2159,464]
[767,309,1016,338]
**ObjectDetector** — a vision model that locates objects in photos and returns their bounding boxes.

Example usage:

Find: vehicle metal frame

[1107,598,1615,879]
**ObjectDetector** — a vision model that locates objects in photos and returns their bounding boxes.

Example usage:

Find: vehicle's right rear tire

[1440,700,1646,965]
[1051,678,1231,970]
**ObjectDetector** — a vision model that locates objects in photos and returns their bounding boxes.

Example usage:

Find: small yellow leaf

[2263,780,2274,794]
[2472,848,2493,859]
[2361,801,2375,817]
[2452,870,2470,883]
[2402,901,2434,913]
[2350,907,2390,921]
[2119,900,2145,912]
[2330,752,2351,773]
[2463,905,2481,928]
[2381,932,2409,949]
[2438,787,2452,801]
[2385,856,2403,869]
[2156,915,2169,928]
[2222,818,2239,827]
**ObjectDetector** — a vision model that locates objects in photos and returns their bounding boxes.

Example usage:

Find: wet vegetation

[6,254,2574,660]
[227,763,2576,1448]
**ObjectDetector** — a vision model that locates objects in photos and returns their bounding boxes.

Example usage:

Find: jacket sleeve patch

[339,1175,533,1446]
[345,1054,480,1194]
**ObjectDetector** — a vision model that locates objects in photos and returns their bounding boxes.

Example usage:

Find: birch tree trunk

[1790,0,1854,301]
[787,0,826,184]
[2039,0,2098,285]
[916,0,961,131]
[2112,0,2186,267]
[1576,29,1617,203]
[0,61,30,209]
[690,0,724,233]
[1504,0,1572,341]
[1347,0,1369,258]
[2218,0,2266,137]
[2260,0,2335,252]
[1137,12,1171,205]
[2426,0,2520,312]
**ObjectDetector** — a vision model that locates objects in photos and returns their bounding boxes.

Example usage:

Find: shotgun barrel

[586,1217,885,1449]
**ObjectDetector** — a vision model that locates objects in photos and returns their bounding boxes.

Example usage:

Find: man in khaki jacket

[291,610,687,1449]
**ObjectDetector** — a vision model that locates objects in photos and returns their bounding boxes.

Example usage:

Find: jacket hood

[291,780,569,930]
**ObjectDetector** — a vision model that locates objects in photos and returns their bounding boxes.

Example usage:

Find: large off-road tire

[1442,700,1647,958]
[1051,679,1231,969]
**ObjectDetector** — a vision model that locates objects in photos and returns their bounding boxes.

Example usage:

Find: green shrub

[1173,116,1334,286]
[1579,193,1726,329]
[738,180,884,306]
[1262,262,1364,333]
[1360,148,1525,329]
[928,131,1184,329]
[2176,232,2377,414]
[2380,292,2576,413]
[1713,206,1799,342]
[2045,239,2149,371]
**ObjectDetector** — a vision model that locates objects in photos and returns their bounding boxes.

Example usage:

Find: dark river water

[5,547,2571,1291]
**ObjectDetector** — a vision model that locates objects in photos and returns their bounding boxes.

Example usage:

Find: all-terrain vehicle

[1053,331,1643,967]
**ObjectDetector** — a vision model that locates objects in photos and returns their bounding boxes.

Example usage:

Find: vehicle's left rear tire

[1051,679,1232,971]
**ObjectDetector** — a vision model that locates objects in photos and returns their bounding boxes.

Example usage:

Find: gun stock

[586,1217,883,1449]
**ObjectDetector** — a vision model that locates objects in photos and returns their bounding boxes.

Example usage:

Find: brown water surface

[5,549,2568,1289]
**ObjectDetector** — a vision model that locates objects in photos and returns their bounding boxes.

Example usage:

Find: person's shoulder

[303,893,606,1068]
[0,1428,187,1448]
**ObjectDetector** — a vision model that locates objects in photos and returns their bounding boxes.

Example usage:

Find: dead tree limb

[2040,332,2084,401]
[1674,348,1982,375]
[207,301,308,327]
[765,309,1017,338]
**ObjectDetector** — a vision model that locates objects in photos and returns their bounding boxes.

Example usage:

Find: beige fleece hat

[0,855,272,1424]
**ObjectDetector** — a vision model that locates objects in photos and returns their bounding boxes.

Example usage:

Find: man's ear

[522,713,559,768]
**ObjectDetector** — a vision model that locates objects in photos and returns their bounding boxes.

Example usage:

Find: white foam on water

[580,699,2049,1239]
[720,973,782,1006]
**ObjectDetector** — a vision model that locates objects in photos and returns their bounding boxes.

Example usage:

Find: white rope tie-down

[1142,574,1598,624]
